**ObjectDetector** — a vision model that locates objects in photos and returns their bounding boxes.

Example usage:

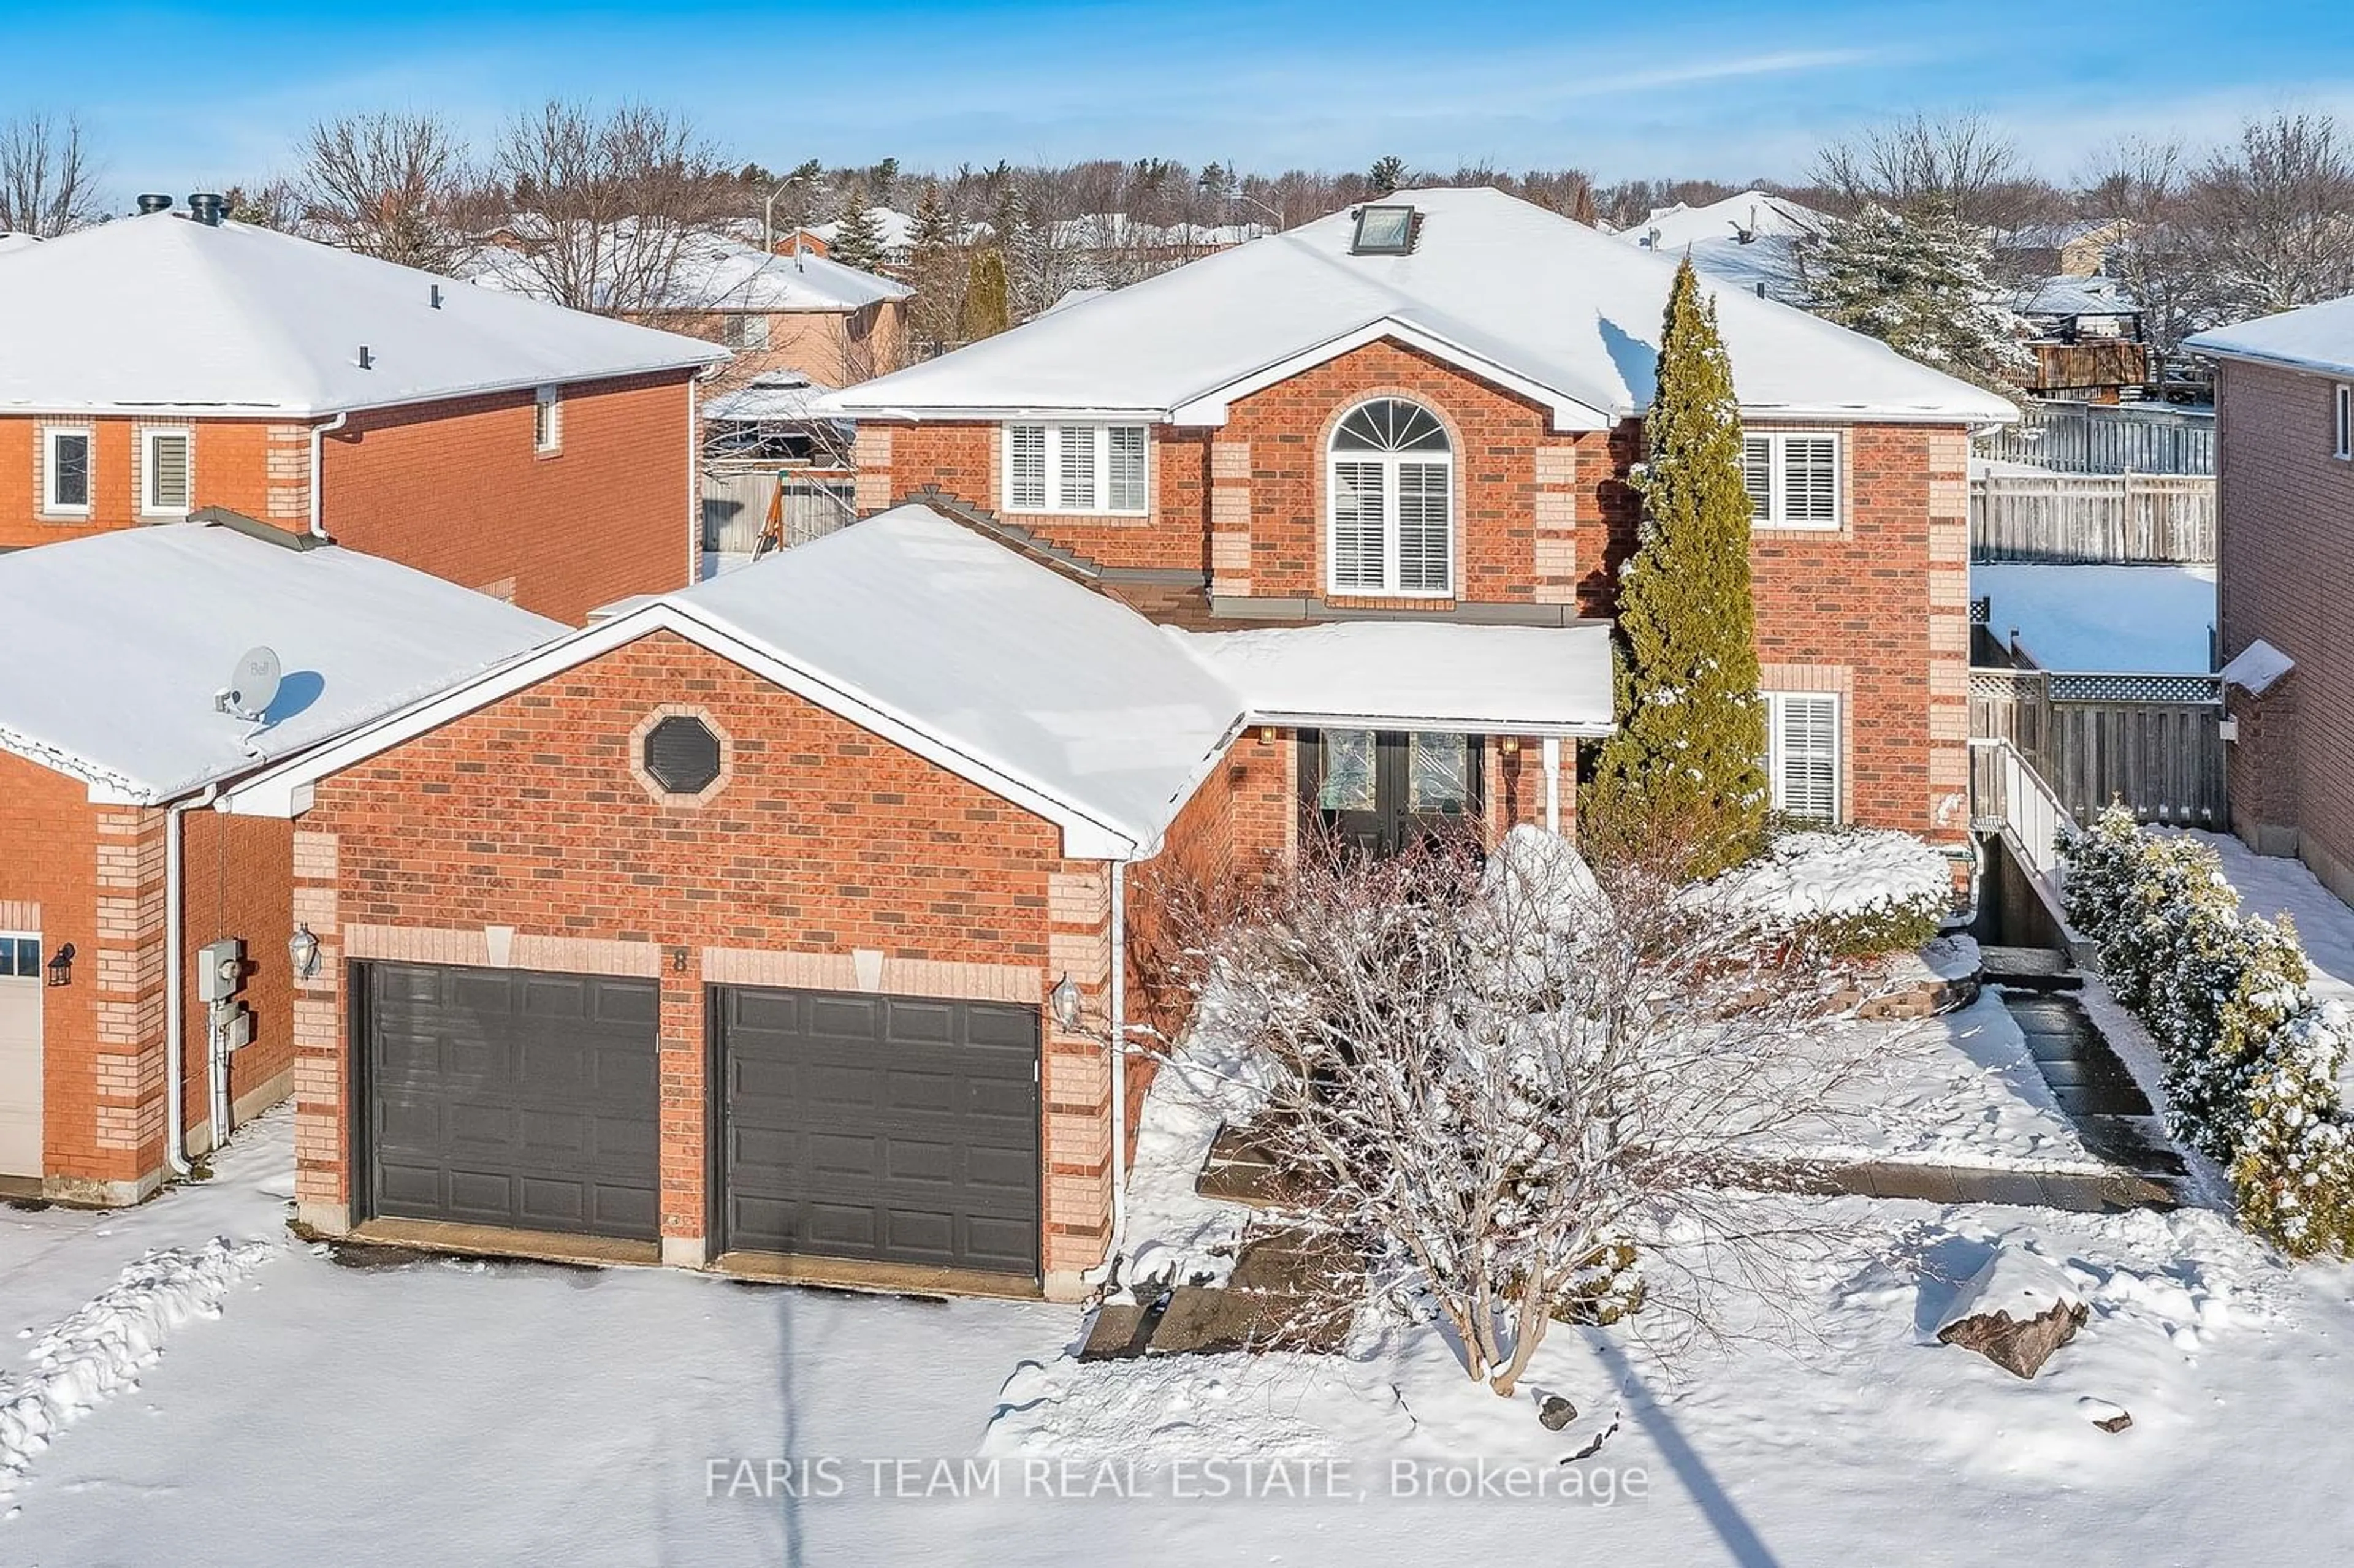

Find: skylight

[1351,204,1416,256]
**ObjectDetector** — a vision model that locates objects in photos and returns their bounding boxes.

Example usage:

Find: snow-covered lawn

[1972,562,2216,673]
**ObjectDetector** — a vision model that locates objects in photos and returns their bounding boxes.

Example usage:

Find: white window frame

[1325,400,1455,599]
[42,426,93,516]
[534,385,563,455]
[1764,690,1842,823]
[722,314,772,351]
[140,427,192,518]
[2334,382,2352,461]
[999,422,1149,516]
[1742,429,1843,531]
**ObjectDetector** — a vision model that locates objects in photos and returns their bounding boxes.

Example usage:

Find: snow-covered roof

[811,207,920,255]
[0,231,40,258]
[0,523,562,803]
[223,508,1251,858]
[1040,286,1110,316]
[701,370,840,424]
[2186,295,2354,381]
[2019,274,2140,319]
[2222,638,2295,696]
[826,186,2014,427]
[1623,191,1829,251]
[1181,622,1615,734]
[473,230,908,316]
[0,213,725,417]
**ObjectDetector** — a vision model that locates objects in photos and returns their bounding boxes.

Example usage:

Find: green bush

[2063,807,2354,1256]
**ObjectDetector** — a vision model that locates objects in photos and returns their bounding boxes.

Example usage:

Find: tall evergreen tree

[960,246,1011,341]
[1806,199,2032,392]
[828,179,888,273]
[1587,259,1769,877]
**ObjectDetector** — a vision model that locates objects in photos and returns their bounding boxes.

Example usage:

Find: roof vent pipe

[136,193,173,215]
[187,192,227,226]
[356,344,372,370]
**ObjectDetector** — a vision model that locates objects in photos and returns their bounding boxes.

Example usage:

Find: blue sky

[11,0,2354,195]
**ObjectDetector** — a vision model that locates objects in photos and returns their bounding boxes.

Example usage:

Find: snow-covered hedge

[1705,828,1950,956]
[2064,808,2354,1258]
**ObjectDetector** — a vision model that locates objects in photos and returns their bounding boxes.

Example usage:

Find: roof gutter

[307,412,349,541]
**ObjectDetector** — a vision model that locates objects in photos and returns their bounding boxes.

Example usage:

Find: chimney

[187,192,227,227]
[135,194,173,216]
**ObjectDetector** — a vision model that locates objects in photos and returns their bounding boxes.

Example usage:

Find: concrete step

[1981,945,2083,991]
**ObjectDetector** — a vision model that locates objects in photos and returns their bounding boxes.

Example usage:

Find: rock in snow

[1933,1246,2090,1379]
[0,1237,275,1482]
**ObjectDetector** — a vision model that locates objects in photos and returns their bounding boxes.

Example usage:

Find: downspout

[308,412,349,541]
[163,783,221,1178]
[1541,736,1563,834]
[1105,859,1130,1269]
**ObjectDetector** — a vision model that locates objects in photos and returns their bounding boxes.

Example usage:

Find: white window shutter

[1107,425,1147,511]
[1782,436,1837,524]
[1008,425,1047,510]
[1057,426,1097,510]
[1742,435,1772,522]
[1331,460,1387,589]
[1394,461,1450,593]
[1771,693,1838,821]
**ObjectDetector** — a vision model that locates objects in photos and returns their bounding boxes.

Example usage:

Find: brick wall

[655,300,907,388]
[292,629,1118,1289]
[177,812,297,1145]
[869,337,1966,837]
[2215,359,2354,900]
[0,416,289,548]
[0,752,109,1186]
[324,371,698,623]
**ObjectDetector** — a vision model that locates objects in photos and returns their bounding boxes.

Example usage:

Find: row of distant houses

[0,181,2341,1304]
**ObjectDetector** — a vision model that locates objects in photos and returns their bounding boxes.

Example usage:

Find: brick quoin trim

[291,629,1117,1295]
[2,369,699,625]
[866,337,1968,838]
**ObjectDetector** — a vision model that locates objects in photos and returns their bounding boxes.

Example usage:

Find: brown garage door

[714,986,1040,1277]
[360,963,660,1241]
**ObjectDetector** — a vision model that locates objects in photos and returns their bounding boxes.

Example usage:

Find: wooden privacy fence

[701,466,857,554]
[1968,668,2226,828]
[1978,402,2214,475]
[1970,473,2215,563]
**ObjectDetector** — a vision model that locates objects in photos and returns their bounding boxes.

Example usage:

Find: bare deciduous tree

[1813,110,2051,233]
[492,100,733,316]
[294,110,479,272]
[2179,112,2354,319]
[0,112,102,237]
[1173,827,1910,1397]
[2078,135,2206,355]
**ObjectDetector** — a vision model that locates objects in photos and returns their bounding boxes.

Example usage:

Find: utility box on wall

[197,938,246,1003]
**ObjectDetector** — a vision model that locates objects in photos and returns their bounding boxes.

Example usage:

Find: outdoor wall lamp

[288,924,321,982]
[1499,736,1520,755]
[1049,973,1083,1032]
[44,942,74,988]
[1258,725,1278,744]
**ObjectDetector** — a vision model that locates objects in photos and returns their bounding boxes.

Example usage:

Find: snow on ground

[1793,992,2097,1171]
[3,1092,2352,1559]
[1972,562,2217,673]
[1116,988,1274,1296]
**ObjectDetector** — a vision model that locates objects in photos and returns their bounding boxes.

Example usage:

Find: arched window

[1328,398,1452,596]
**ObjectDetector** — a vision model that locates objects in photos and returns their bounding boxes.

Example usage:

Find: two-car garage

[355,963,1042,1282]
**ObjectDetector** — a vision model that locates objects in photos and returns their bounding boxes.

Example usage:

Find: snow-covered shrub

[1188,824,1910,1396]
[2063,807,2354,1255]
[1704,827,1949,957]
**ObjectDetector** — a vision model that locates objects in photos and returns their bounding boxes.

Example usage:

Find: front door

[1303,729,1481,856]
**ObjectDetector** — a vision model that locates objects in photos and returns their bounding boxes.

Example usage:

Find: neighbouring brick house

[177,189,2009,1301]
[0,196,725,623]
[0,521,557,1201]
[2186,300,2354,905]
[830,186,2013,848]
[472,229,911,390]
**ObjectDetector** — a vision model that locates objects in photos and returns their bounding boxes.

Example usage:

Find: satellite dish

[216,645,283,722]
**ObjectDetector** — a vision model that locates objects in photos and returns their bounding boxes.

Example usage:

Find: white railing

[1968,736,2081,894]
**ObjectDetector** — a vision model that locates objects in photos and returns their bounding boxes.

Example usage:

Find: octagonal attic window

[643,715,722,795]
[1351,204,1416,256]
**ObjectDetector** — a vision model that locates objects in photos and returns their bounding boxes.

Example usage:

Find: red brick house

[0,197,726,623]
[188,189,2010,1299]
[0,520,558,1202]
[2186,300,2354,906]
[832,186,2012,845]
